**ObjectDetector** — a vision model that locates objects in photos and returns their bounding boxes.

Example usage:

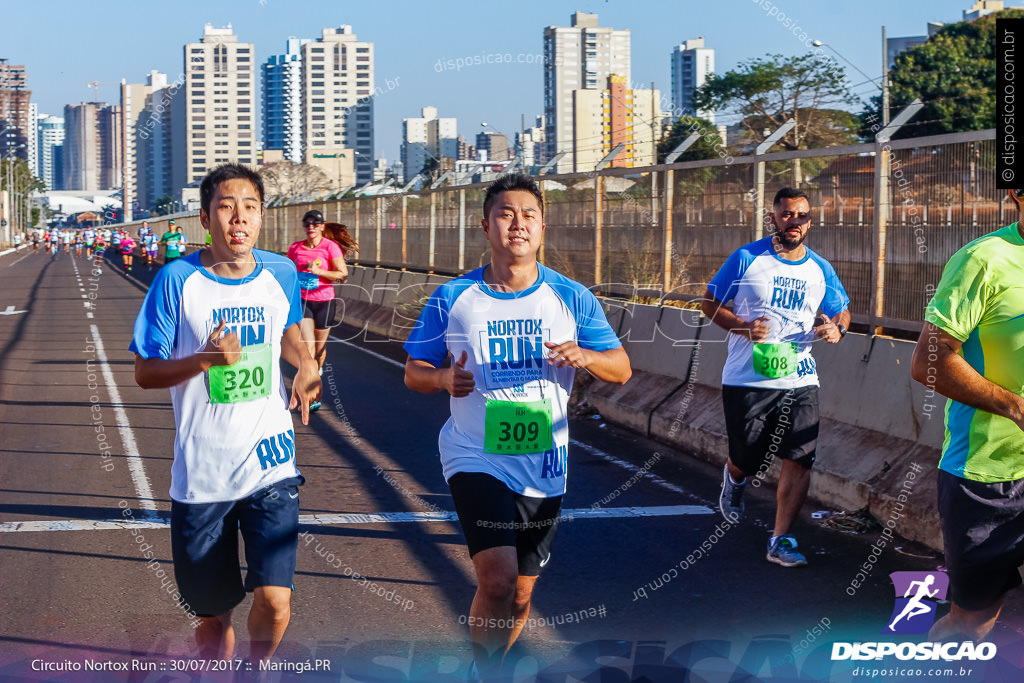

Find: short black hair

[483,173,544,218]
[773,187,810,207]
[200,163,265,214]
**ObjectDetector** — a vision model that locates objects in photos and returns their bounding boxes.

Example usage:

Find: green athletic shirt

[161,231,185,257]
[925,223,1024,483]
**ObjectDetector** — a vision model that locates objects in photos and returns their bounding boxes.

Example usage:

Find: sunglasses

[1015,189,1024,198]
[304,221,324,227]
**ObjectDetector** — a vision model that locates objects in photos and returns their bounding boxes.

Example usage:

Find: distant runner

[286,209,349,403]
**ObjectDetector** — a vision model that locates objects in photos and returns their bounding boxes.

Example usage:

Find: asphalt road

[1,246,1023,682]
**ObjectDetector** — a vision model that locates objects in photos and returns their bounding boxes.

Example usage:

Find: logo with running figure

[883,571,949,635]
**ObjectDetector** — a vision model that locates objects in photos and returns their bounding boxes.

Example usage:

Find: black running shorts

[301,298,337,330]
[937,469,1024,611]
[447,472,562,576]
[722,384,819,475]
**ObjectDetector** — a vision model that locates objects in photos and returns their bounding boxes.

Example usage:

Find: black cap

[302,210,324,224]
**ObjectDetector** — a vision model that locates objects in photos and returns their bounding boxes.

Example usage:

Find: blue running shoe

[767,535,807,567]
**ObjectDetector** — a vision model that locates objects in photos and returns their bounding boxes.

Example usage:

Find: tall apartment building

[0,59,31,160]
[456,135,476,162]
[400,106,456,182]
[427,116,458,161]
[26,102,37,176]
[301,26,374,184]
[176,24,256,193]
[517,116,546,168]
[121,72,166,220]
[670,37,714,124]
[543,12,630,173]
[262,38,309,163]
[886,23,945,68]
[62,102,121,191]
[137,72,178,212]
[475,131,509,162]
[571,76,661,170]
[37,114,65,191]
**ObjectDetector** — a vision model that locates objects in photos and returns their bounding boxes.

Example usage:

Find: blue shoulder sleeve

[403,277,475,366]
[809,251,850,316]
[707,242,760,304]
[543,266,621,351]
[129,259,192,358]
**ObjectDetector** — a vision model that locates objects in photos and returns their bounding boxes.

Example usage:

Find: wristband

[837,324,847,338]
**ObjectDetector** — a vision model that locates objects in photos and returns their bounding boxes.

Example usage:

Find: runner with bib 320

[702,187,850,568]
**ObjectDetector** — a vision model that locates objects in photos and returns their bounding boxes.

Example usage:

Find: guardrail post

[354,198,362,266]
[458,188,466,273]
[538,178,546,265]
[429,192,437,271]
[594,174,604,291]
[401,195,408,268]
[663,169,674,295]
[375,196,383,264]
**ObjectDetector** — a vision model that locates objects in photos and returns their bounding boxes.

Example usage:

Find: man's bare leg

[195,611,235,659]
[248,585,293,662]
[773,459,810,537]
[929,600,1003,642]
[468,546,518,678]
[507,575,539,651]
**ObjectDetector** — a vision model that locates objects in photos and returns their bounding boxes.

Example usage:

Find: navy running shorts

[170,476,304,617]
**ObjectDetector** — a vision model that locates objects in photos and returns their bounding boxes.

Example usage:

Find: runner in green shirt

[912,187,1024,641]
[161,220,188,264]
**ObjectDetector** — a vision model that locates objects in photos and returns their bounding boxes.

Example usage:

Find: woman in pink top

[287,210,349,409]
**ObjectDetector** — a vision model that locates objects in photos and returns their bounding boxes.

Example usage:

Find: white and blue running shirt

[130,250,304,503]
[707,236,850,390]
[404,265,622,498]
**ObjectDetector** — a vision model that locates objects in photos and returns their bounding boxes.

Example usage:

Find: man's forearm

[583,346,631,384]
[135,354,210,389]
[912,324,1024,424]
[405,359,446,394]
[925,350,1022,422]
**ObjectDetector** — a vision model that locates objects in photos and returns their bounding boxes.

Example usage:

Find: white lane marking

[329,334,404,369]
[90,324,157,514]
[7,252,32,267]
[0,505,712,533]
[570,439,690,497]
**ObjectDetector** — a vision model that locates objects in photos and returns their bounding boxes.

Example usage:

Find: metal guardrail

[115,129,998,335]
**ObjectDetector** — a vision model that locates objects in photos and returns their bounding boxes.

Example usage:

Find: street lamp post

[811,39,887,122]
[481,122,515,169]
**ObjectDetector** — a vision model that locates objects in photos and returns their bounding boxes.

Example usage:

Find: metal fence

[125,129,999,335]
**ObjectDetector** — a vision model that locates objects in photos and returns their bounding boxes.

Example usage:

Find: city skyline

[1,0,973,164]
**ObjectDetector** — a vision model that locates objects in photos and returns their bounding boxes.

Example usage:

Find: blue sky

[1,0,972,161]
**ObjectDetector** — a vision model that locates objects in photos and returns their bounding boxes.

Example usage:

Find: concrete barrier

[334,265,946,551]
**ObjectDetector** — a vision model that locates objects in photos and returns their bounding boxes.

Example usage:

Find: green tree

[1,157,45,235]
[657,116,726,163]
[694,53,857,184]
[154,195,176,216]
[861,10,1022,138]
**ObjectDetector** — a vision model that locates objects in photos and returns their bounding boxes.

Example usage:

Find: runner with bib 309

[404,173,631,679]
[701,187,850,568]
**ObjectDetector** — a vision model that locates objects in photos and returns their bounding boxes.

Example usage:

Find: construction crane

[86,81,120,101]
